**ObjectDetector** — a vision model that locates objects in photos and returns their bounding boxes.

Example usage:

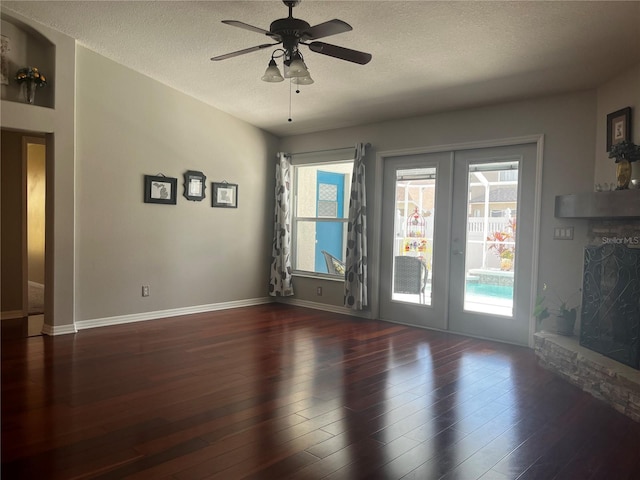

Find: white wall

[279,90,598,318]
[75,47,278,321]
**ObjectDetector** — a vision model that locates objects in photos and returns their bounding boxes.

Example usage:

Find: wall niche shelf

[1,13,55,109]
[555,190,640,219]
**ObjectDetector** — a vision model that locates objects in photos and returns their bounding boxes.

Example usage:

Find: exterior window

[292,161,353,275]
[499,169,518,182]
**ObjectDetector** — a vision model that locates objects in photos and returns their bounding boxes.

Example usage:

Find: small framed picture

[212,182,238,208]
[144,174,177,204]
[606,107,632,152]
[183,170,207,201]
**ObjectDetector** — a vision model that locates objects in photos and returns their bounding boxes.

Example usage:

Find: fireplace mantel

[555,190,640,219]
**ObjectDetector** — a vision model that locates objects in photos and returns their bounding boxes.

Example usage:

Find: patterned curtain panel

[344,143,368,310]
[269,153,294,297]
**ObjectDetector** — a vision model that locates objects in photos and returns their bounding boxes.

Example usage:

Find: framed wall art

[606,106,632,152]
[0,35,9,86]
[212,182,238,208]
[144,174,177,205]
[183,170,206,201]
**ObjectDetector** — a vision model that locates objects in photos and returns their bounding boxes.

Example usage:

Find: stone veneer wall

[588,219,640,246]
[534,332,640,422]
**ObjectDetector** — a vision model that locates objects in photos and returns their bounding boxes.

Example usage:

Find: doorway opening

[0,130,47,338]
[26,138,46,336]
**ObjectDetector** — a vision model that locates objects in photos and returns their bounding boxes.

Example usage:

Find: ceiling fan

[210,0,372,66]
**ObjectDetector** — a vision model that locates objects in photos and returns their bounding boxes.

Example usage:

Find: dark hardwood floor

[2,304,639,479]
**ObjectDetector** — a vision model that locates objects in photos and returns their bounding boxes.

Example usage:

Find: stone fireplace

[535,193,640,421]
[580,243,640,369]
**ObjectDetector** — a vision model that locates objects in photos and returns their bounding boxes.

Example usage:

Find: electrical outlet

[142,285,150,297]
[316,287,322,296]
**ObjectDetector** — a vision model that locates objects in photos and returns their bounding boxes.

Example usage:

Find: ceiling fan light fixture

[291,71,314,85]
[261,59,284,82]
[285,52,309,78]
[212,1,372,120]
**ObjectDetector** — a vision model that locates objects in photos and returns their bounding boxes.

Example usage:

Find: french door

[379,143,538,345]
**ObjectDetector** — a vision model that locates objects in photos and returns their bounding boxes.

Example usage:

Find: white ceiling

[3,1,640,137]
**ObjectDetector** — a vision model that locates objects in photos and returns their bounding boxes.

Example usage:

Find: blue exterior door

[315,171,345,272]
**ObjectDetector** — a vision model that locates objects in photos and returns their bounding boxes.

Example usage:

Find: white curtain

[344,143,368,310]
[269,153,294,297]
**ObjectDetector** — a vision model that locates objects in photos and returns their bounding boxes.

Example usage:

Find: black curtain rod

[289,142,371,157]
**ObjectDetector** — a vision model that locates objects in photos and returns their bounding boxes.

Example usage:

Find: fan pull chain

[288,79,292,122]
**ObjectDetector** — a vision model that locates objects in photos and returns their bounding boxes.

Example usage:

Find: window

[499,169,518,182]
[292,160,353,276]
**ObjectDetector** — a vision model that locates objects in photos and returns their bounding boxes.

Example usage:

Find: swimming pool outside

[393,278,514,317]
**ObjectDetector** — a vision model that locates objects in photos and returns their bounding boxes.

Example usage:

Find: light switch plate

[553,227,574,240]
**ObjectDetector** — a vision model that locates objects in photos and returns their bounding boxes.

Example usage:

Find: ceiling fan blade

[301,19,352,40]
[308,41,372,65]
[211,43,280,61]
[221,20,272,36]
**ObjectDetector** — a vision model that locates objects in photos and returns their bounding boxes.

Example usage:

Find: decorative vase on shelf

[22,80,37,104]
[616,159,632,190]
[15,66,47,105]
[609,141,640,190]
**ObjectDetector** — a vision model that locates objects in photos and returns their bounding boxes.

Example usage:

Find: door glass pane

[464,161,518,316]
[392,168,436,305]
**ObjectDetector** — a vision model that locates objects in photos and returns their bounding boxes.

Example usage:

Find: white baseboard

[75,297,274,330]
[42,323,78,336]
[277,297,372,319]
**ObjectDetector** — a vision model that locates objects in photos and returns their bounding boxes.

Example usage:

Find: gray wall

[2,6,280,328]
[4,1,638,338]
[595,63,640,184]
[279,90,600,320]
[75,47,279,321]
[1,8,76,333]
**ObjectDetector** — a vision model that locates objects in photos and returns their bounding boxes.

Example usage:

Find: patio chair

[393,256,428,303]
[321,250,346,275]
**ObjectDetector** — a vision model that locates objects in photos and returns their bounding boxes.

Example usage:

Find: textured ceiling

[3,1,640,137]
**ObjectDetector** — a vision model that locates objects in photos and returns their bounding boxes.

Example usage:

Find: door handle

[453,250,464,255]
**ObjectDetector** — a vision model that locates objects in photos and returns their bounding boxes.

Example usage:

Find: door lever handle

[453,250,464,255]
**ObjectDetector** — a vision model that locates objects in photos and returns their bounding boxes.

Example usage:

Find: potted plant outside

[486,218,516,271]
